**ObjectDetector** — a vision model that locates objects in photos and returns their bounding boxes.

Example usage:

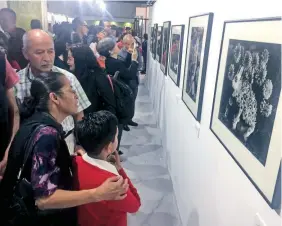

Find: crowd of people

[0,7,149,226]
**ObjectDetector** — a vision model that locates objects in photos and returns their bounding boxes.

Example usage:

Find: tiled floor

[120,84,182,226]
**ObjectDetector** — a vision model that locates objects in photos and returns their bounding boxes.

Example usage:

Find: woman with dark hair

[54,40,69,71]
[0,72,129,226]
[67,46,125,153]
[53,23,73,71]
[67,45,115,114]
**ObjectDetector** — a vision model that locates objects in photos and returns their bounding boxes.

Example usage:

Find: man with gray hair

[15,29,91,154]
[118,34,141,130]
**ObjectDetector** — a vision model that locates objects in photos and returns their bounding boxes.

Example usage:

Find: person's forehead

[124,37,133,43]
[30,35,54,47]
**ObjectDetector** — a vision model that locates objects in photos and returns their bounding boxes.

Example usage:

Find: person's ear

[22,48,29,61]
[49,92,60,105]
[105,142,114,155]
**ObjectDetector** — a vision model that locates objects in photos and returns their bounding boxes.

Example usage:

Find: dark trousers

[143,54,147,72]
[117,123,123,150]
[132,86,138,119]
[129,78,139,120]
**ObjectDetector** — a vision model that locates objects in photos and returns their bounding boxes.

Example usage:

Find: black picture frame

[150,26,154,53]
[182,13,214,122]
[156,26,163,63]
[160,21,171,75]
[210,17,282,210]
[152,23,158,59]
[168,24,185,86]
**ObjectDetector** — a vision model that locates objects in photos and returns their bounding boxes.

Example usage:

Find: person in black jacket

[67,45,116,115]
[96,37,139,87]
[67,45,124,154]
[141,33,148,74]
[118,34,141,129]
[96,37,139,132]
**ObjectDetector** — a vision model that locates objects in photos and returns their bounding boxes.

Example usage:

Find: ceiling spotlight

[96,0,106,11]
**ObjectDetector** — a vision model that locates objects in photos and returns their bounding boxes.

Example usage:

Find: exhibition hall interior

[0,0,281,226]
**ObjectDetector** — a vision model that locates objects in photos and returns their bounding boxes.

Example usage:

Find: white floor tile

[122,85,182,226]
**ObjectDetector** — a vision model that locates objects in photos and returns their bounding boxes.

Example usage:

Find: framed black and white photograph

[182,13,213,122]
[168,25,185,86]
[210,17,282,209]
[156,26,163,62]
[152,23,158,59]
[150,26,154,53]
[160,21,171,75]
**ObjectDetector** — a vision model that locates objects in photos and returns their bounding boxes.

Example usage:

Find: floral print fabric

[31,126,60,199]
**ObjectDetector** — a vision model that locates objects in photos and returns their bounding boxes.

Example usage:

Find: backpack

[110,71,135,121]
[0,53,11,160]
[2,124,45,226]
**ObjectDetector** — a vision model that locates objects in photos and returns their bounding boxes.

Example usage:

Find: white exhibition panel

[147,1,282,226]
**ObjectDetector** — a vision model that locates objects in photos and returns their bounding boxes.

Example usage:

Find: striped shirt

[15,65,91,133]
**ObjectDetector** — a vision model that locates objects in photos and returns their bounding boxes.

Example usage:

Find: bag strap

[17,125,46,180]
[107,74,114,92]
[113,71,120,80]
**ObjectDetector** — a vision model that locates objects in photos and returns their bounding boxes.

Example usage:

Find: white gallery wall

[146,0,282,226]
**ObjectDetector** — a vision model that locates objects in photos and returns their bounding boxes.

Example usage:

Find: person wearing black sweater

[96,37,139,132]
[68,46,116,115]
[96,37,138,86]
[117,34,141,129]
[67,45,124,153]
[141,33,148,74]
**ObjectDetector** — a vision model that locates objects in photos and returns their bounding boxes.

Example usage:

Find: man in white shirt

[15,29,91,154]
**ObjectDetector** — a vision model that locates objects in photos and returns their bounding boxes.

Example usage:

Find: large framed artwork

[182,13,214,122]
[156,26,163,62]
[152,23,158,59]
[150,26,154,53]
[168,25,185,86]
[160,21,171,75]
[211,17,282,209]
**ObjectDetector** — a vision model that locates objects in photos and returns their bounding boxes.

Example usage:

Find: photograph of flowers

[210,17,281,209]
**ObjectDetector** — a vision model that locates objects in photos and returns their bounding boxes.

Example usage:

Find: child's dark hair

[76,111,118,157]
